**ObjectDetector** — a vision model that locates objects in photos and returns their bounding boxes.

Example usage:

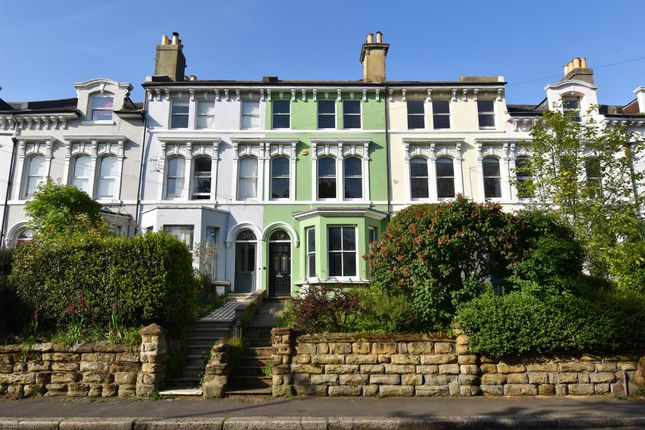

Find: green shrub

[0,248,29,339]
[366,197,516,330]
[608,241,645,294]
[282,286,362,333]
[353,288,419,333]
[10,232,199,333]
[456,289,645,357]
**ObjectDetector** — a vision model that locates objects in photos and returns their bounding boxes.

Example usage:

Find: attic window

[90,95,114,121]
[562,96,581,122]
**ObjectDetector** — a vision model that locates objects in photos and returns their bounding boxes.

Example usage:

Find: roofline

[142,80,506,88]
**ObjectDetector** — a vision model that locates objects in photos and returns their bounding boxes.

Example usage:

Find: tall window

[585,157,601,198]
[318,100,336,129]
[271,156,290,199]
[436,157,455,198]
[196,100,215,129]
[305,227,316,278]
[206,226,218,280]
[272,100,290,129]
[24,155,46,198]
[97,155,118,199]
[165,156,185,199]
[368,227,377,245]
[483,156,502,199]
[562,96,581,122]
[477,100,495,129]
[343,157,362,199]
[318,157,336,199]
[432,100,450,129]
[163,225,194,248]
[343,100,361,129]
[515,156,532,199]
[328,226,357,277]
[410,157,429,199]
[90,95,113,121]
[241,100,260,129]
[237,156,258,200]
[71,155,91,193]
[192,156,212,200]
[407,101,425,129]
[171,100,189,128]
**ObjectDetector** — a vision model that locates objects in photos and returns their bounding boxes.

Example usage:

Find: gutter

[1,133,17,249]
[134,92,149,235]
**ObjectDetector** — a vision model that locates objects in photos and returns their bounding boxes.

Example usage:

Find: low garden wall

[271,328,644,397]
[0,324,167,399]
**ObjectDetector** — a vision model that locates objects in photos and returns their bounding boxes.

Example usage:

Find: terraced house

[1,32,643,297]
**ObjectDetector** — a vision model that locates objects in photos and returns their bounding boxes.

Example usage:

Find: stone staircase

[161,293,261,396]
[226,299,286,396]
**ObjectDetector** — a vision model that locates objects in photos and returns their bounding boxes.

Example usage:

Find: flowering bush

[285,286,363,333]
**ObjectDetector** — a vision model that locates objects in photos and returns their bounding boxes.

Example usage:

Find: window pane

[171,114,189,128]
[479,114,495,128]
[437,178,455,198]
[433,115,450,129]
[242,101,259,115]
[343,101,360,114]
[241,115,258,129]
[319,158,336,176]
[484,178,502,198]
[408,101,424,114]
[433,100,450,114]
[239,157,258,177]
[483,157,500,176]
[307,228,315,249]
[329,253,342,276]
[167,157,185,177]
[318,179,336,198]
[342,253,356,276]
[91,96,113,109]
[273,100,290,114]
[344,157,361,176]
[411,178,429,199]
[237,229,256,241]
[307,254,316,277]
[272,157,289,177]
[343,115,360,129]
[477,100,494,113]
[238,179,256,199]
[272,178,289,199]
[172,101,189,114]
[197,101,214,115]
[342,227,356,250]
[164,225,194,247]
[329,227,342,250]
[410,158,428,177]
[73,156,91,176]
[92,110,113,121]
[436,157,454,177]
[97,178,115,198]
[344,179,362,199]
[100,156,118,176]
[408,115,425,129]
[318,100,335,114]
[273,115,290,129]
[194,157,211,173]
[194,178,211,194]
[318,115,335,129]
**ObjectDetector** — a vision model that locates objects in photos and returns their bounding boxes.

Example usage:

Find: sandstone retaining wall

[0,323,167,399]
[271,328,644,397]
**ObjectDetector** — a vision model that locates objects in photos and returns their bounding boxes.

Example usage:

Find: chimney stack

[360,31,389,83]
[562,57,594,84]
[154,32,186,81]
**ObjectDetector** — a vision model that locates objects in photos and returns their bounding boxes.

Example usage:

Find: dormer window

[90,95,114,121]
[562,96,581,122]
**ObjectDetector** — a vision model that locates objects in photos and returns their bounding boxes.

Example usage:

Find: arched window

[585,157,601,198]
[72,155,91,193]
[410,157,429,199]
[16,229,33,246]
[436,157,455,198]
[192,156,212,200]
[97,155,118,199]
[483,156,502,199]
[318,157,336,199]
[515,156,532,199]
[271,156,290,199]
[165,156,185,199]
[237,157,258,200]
[24,155,46,198]
[343,157,362,199]
[90,94,113,121]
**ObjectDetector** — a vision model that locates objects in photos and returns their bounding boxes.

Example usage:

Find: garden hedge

[10,232,199,332]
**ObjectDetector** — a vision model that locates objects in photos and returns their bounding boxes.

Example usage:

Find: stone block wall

[202,340,230,398]
[271,329,477,397]
[272,328,644,397]
[0,323,167,399]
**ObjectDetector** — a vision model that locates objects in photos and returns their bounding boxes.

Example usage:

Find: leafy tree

[24,180,107,239]
[515,109,644,276]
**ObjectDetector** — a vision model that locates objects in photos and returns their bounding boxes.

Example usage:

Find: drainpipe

[134,92,149,235]
[384,85,392,220]
[1,134,17,249]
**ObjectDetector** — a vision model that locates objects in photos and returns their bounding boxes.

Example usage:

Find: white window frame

[432,100,451,130]
[404,140,464,202]
[22,155,47,199]
[89,94,114,122]
[270,155,291,200]
[435,156,456,199]
[343,156,363,200]
[96,155,119,199]
[272,100,291,129]
[163,224,194,249]
[237,156,259,200]
[241,100,260,130]
[407,100,425,130]
[170,99,190,129]
[317,100,336,129]
[311,139,370,202]
[409,156,430,200]
[165,155,186,199]
[327,225,358,279]
[196,100,215,129]
[562,96,582,122]
[342,100,361,129]
[317,156,337,201]
[305,226,316,279]
[191,156,212,200]
[482,156,502,200]
[71,155,92,194]
[477,100,496,129]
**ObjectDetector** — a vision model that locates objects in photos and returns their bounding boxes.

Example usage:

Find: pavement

[1,396,645,429]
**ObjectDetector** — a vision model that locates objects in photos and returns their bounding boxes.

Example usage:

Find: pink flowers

[66,305,76,315]
[79,296,86,308]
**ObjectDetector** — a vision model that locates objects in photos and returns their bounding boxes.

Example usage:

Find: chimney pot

[581,57,587,68]
[366,33,374,43]
[172,32,179,45]
[161,34,169,45]
[375,31,383,43]
[573,57,581,69]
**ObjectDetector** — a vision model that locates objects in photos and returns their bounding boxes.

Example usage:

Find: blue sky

[1,0,644,106]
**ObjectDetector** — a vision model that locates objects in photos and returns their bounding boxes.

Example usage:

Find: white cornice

[157,136,223,143]
[230,137,299,144]
[293,208,387,221]
[544,79,597,91]
[64,135,127,141]
[310,138,371,144]
[402,137,465,144]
